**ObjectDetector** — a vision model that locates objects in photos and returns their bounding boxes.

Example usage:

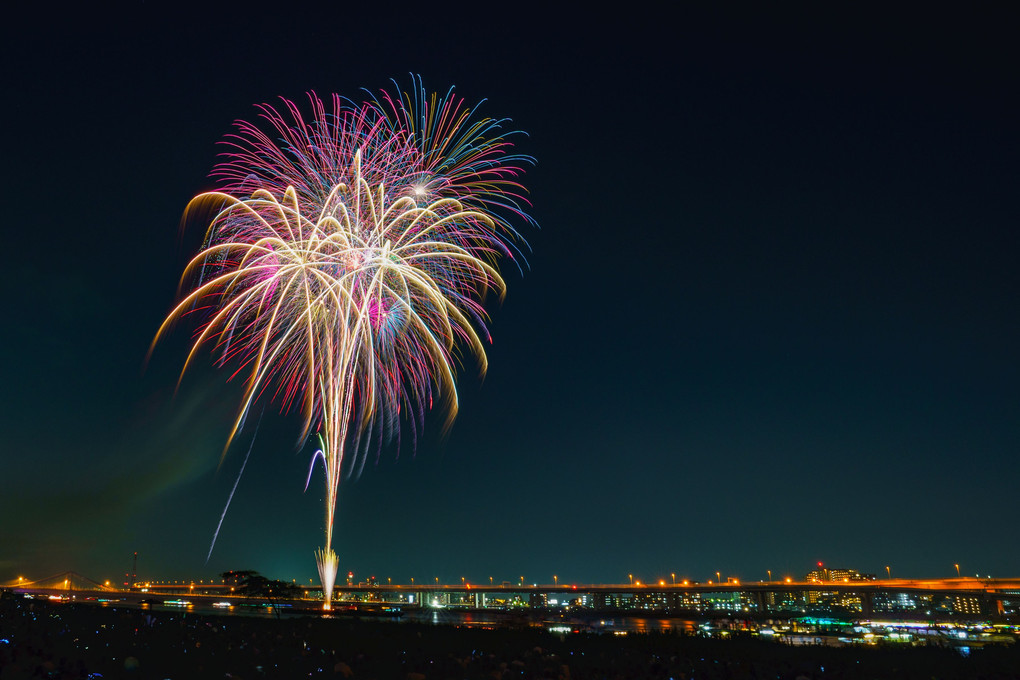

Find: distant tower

[130,552,138,589]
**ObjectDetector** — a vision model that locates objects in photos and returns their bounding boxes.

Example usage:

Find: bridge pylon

[10,571,115,592]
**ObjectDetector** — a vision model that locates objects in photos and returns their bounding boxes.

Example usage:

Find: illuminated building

[935,595,983,616]
[702,591,742,612]
[805,567,876,583]
[673,591,702,610]
[953,596,981,615]
[873,592,930,613]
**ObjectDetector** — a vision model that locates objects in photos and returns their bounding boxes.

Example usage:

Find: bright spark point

[154,77,535,609]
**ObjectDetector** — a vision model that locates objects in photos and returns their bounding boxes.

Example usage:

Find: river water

[74,596,701,634]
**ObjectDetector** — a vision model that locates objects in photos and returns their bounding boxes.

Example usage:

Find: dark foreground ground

[1,594,1018,679]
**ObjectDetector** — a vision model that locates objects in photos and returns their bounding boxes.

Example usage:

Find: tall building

[805,567,876,583]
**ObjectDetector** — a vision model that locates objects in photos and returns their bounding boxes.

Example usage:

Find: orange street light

[955,563,961,578]
[885,566,891,579]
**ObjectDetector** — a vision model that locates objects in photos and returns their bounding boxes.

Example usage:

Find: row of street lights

[8,564,974,590]
[618,563,970,586]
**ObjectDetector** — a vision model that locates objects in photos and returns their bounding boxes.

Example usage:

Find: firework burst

[155,79,532,608]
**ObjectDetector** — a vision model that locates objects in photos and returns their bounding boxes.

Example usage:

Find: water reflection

[623,618,698,634]
[92,600,707,633]
[44,598,1015,653]
[405,610,700,634]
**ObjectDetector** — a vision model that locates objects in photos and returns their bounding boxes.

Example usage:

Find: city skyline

[10,570,1019,626]
[2,7,1018,585]
[11,567,1017,594]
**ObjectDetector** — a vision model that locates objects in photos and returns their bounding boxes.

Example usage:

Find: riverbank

[1,592,1018,679]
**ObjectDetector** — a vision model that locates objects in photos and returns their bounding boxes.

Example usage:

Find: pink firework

[156,78,533,608]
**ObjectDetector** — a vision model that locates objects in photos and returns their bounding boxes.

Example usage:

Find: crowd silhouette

[1,592,1017,679]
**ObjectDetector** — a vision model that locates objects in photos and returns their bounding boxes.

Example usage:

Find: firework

[155,79,532,608]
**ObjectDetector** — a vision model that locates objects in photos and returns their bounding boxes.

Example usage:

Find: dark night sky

[2,6,1017,588]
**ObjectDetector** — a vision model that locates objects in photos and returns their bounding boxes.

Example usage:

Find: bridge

[6,574,1019,620]
[5,572,116,592]
[302,578,1020,619]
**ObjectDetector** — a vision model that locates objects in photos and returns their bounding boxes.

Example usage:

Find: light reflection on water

[101,600,702,632]
[405,609,700,634]
[624,618,698,634]
[64,600,1009,654]
[101,600,294,620]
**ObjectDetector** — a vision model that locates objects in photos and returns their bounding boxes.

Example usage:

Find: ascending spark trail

[206,410,263,564]
[156,80,535,609]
